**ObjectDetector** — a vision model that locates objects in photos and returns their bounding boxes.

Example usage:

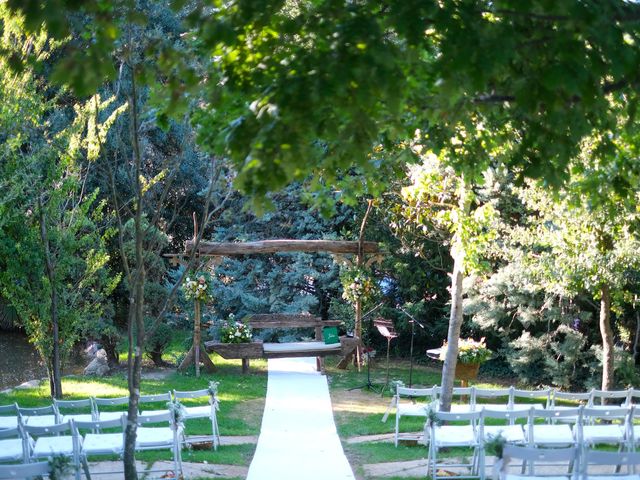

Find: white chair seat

[580,425,625,444]
[83,433,123,455]
[184,405,211,418]
[136,427,173,448]
[32,436,79,457]
[524,424,574,445]
[483,425,526,443]
[0,417,18,430]
[0,439,25,462]
[62,414,94,423]
[433,425,476,447]
[97,411,127,422]
[397,403,428,416]
[24,415,58,427]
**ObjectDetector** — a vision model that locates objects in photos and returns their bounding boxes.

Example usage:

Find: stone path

[246,357,355,480]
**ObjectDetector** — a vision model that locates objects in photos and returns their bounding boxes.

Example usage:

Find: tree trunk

[195,300,201,377]
[39,200,62,399]
[439,250,465,412]
[599,283,614,391]
[123,52,145,480]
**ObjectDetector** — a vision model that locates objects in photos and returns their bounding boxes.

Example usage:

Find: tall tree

[396,149,497,410]
[0,5,122,397]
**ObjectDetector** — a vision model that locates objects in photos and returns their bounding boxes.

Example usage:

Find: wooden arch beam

[184,239,380,256]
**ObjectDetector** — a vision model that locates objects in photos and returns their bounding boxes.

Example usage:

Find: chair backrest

[583,449,640,476]
[22,419,74,437]
[0,461,51,479]
[581,406,630,421]
[591,389,631,406]
[552,389,593,406]
[475,387,512,399]
[0,427,21,440]
[430,386,475,402]
[0,403,17,415]
[396,386,434,399]
[17,405,56,417]
[74,415,125,432]
[531,406,582,422]
[173,388,210,400]
[53,398,93,410]
[93,396,129,408]
[482,408,530,423]
[137,411,172,426]
[501,444,577,477]
[435,410,483,423]
[512,388,552,408]
[139,392,172,404]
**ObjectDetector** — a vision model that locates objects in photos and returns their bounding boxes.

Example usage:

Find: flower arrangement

[439,337,492,364]
[220,314,252,343]
[183,273,211,302]
[166,399,188,426]
[339,265,378,304]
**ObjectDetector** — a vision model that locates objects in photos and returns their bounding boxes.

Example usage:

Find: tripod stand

[348,303,384,392]
[397,306,427,388]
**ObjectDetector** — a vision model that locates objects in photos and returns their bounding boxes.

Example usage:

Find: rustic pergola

[175,237,382,372]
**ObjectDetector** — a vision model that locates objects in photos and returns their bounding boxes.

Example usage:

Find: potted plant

[439,337,491,386]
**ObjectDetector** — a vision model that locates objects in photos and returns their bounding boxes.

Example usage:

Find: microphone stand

[348,302,384,392]
[397,306,426,388]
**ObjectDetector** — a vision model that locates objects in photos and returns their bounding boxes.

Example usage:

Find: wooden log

[205,341,264,359]
[247,314,341,329]
[185,239,380,256]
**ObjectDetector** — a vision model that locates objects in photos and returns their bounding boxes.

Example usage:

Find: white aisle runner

[246,357,355,480]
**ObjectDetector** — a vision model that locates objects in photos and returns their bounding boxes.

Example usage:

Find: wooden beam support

[184,239,380,256]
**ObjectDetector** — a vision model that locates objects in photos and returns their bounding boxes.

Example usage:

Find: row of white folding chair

[500,445,640,480]
[388,386,552,447]
[0,413,182,478]
[427,406,639,480]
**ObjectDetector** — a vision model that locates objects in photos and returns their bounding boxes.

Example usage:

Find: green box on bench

[323,326,339,344]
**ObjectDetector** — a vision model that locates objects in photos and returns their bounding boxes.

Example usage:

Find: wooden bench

[204,314,347,373]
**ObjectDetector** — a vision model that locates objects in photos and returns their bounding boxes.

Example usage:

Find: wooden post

[194,300,201,378]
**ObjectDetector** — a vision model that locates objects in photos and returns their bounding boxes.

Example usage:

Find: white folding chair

[173,388,221,450]
[581,449,640,479]
[138,392,172,418]
[576,406,631,449]
[511,389,551,412]
[23,420,82,480]
[17,405,59,427]
[525,407,581,447]
[627,388,640,406]
[427,409,484,480]
[384,386,434,446]
[75,415,125,457]
[0,461,51,479]
[0,404,18,431]
[482,408,528,444]
[0,427,30,464]
[53,398,95,423]
[475,388,513,412]
[92,395,129,422]
[135,412,183,478]
[499,444,577,480]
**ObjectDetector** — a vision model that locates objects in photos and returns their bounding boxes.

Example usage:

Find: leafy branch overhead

[6,1,640,202]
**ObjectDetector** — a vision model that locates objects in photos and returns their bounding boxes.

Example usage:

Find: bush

[144,319,172,366]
